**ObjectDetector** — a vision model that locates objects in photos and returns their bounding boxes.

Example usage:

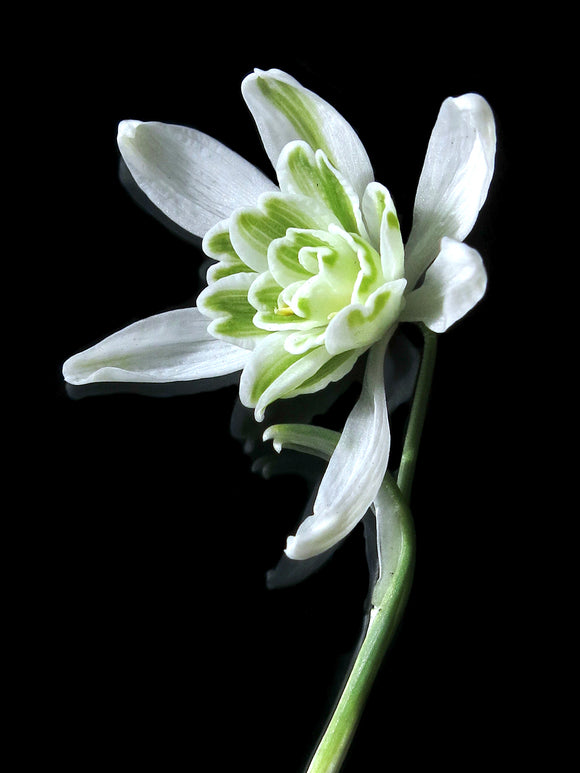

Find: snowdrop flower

[63,69,495,560]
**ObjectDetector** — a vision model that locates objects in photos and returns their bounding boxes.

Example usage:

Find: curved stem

[304,324,438,773]
[305,480,415,773]
[397,325,438,502]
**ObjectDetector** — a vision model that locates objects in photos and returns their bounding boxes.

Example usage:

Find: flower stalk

[397,325,438,501]
[305,480,415,773]
[305,326,438,773]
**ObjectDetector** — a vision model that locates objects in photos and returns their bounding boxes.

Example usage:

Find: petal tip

[117,119,142,144]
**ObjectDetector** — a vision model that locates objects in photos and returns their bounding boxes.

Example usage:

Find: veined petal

[404,94,496,288]
[62,307,249,385]
[242,69,374,198]
[117,120,278,239]
[285,335,392,559]
[400,237,487,332]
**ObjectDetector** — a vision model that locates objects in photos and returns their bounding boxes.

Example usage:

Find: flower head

[63,68,495,559]
[197,137,407,421]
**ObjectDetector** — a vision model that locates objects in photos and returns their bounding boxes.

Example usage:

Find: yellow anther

[275,305,295,316]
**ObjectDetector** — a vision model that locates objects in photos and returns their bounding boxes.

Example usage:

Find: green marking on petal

[231,192,334,275]
[285,348,361,398]
[387,211,400,230]
[316,151,360,233]
[206,259,256,283]
[247,270,282,312]
[203,219,256,284]
[325,279,407,355]
[380,203,405,282]
[197,272,265,347]
[361,182,394,251]
[256,76,334,165]
[267,229,318,287]
[278,142,361,234]
[342,232,383,304]
[284,327,327,354]
[204,227,237,261]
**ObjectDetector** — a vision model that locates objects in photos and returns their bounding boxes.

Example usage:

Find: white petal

[62,307,250,385]
[241,69,374,198]
[117,120,278,239]
[400,237,487,333]
[404,94,496,288]
[285,334,392,559]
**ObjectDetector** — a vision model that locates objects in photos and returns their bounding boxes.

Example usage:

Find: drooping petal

[117,120,278,239]
[242,69,374,198]
[400,237,487,332]
[404,94,496,288]
[285,334,392,560]
[262,423,412,604]
[62,307,250,385]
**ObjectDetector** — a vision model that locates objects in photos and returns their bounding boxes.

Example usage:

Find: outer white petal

[285,333,392,560]
[400,237,487,333]
[62,307,250,385]
[117,120,278,239]
[404,94,496,288]
[242,69,374,198]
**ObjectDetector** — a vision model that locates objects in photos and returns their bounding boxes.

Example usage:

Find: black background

[35,6,549,772]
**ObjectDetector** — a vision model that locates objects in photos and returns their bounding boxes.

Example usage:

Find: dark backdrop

[39,8,538,772]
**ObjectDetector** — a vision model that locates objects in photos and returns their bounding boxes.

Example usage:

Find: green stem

[397,325,438,502]
[304,325,438,773]
[305,483,415,773]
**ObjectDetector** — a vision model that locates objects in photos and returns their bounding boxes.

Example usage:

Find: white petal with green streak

[325,279,406,356]
[229,191,336,274]
[276,141,364,234]
[242,69,374,199]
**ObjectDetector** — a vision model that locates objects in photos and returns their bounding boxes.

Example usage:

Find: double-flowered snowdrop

[63,68,495,560]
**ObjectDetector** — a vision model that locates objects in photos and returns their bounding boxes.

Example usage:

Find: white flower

[63,69,495,559]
